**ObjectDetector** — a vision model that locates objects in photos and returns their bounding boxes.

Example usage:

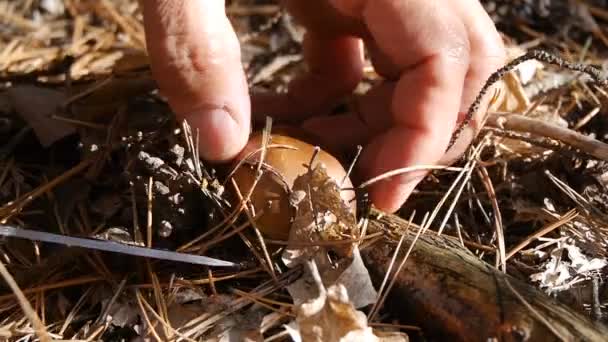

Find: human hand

[141,0,506,214]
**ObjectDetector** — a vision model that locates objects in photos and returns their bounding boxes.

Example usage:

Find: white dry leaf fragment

[530,258,572,291]
[530,241,607,292]
[286,261,408,342]
[506,45,544,85]
[523,70,577,100]
[286,247,376,310]
[40,0,65,15]
[284,321,301,341]
[564,243,607,274]
[543,197,557,212]
[318,247,378,309]
[6,85,76,147]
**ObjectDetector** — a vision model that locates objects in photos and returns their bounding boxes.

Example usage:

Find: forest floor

[0,0,608,341]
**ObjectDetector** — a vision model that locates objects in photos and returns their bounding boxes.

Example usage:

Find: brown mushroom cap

[228,126,355,241]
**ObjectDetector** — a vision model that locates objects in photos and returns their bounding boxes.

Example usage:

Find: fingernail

[181,108,246,162]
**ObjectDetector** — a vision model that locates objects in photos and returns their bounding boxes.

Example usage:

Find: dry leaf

[282,164,377,309]
[7,85,76,146]
[287,247,377,310]
[68,75,156,124]
[286,261,408,342]
[282,163,358,267]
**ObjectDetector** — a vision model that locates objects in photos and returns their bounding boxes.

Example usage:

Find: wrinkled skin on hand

[141,0,506,213]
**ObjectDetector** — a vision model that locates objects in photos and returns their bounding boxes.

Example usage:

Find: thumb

[142,0,250,162]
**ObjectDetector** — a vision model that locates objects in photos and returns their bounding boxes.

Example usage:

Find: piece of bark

[362,210,608,342]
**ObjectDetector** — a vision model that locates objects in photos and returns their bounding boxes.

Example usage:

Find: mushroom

[228,126,355,241]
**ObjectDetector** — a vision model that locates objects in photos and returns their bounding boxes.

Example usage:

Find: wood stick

[486,111,608,161]
[361,210,608,341]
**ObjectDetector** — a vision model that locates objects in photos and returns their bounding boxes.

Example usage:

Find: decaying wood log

[362,210,608,342]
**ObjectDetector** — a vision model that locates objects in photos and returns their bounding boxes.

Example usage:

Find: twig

[486,111,608,161]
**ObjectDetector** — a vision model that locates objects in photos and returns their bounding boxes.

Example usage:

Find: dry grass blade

[147,262,171,340]
[1,1,607,340]
[232,288,294,317]
[135,289,163,342]
[0,258,51,342]
[59,286,94,336]
[136,290,198,342]
[545,170,608,226]
[0,156,98,222]
[95,276,127,326]
[573,106,601,130]
[506,208,579,260]
[477,166,506,272]
[146,176,153,248]
[230,178,277,280]
[178,268,300,340]
[0,276,103,302]
[436,137,490,236]
[357,165,464,190]
[97,0,145,48]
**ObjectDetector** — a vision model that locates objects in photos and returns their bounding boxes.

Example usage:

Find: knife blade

[0,225,237,268]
